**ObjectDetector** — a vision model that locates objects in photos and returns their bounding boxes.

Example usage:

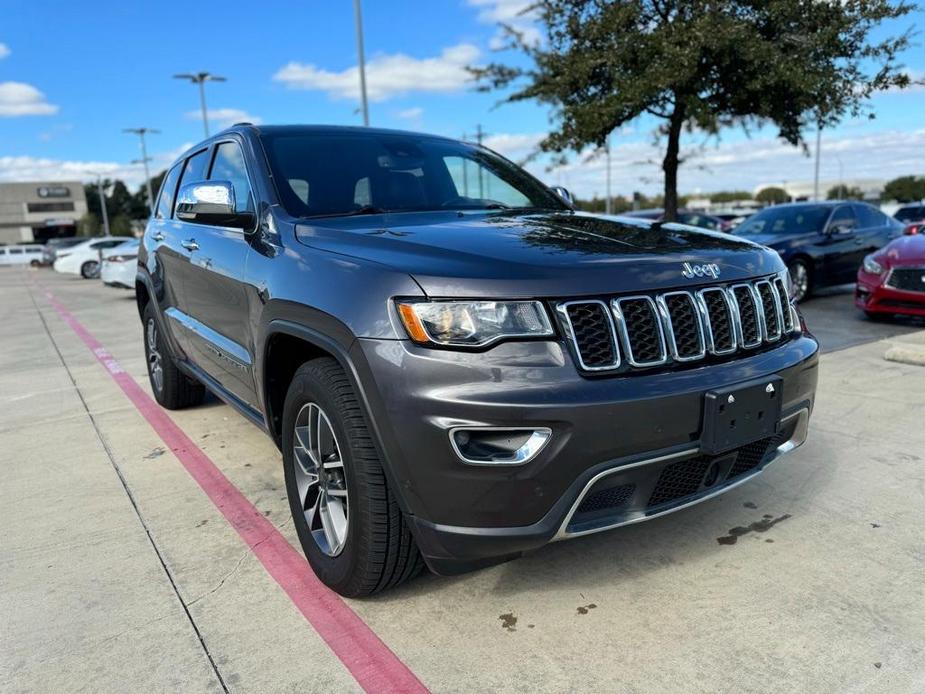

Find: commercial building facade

[0,181,88,244]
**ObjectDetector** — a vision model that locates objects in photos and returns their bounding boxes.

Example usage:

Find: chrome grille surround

[611,296,668,367]
[558,272,798,373]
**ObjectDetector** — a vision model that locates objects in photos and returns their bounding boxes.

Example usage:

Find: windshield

[895,205,925,222]
[260,130,569,219]
[736,205,830,235]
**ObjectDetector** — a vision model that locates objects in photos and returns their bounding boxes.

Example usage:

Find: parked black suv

[137,125,818,596]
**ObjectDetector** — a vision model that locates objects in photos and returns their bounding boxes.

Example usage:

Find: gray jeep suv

[137,125,818,596]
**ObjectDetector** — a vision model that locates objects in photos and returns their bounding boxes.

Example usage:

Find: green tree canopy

[709,191,753,204]
[756,187,789,205]
[471,0,916,220]
[882,175,925,202]
[827,184,864,200]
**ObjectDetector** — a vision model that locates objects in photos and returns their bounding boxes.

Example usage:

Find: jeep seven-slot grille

[559,275,796,373]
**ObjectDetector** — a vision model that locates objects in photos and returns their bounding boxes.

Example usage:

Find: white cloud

[481,132,545,158]
[0,82,58,117]
[186,107,262,127]
[273,43,480,102]
[511,128,925,199]
[0,142,193,188]
[396,106,423,121]
[0,43,10,59]
[467,0,542,50]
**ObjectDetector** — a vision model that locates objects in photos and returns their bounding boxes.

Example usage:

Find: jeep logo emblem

[681,262,721,280]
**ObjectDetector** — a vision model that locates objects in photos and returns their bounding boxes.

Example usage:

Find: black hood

[295,211,782,298]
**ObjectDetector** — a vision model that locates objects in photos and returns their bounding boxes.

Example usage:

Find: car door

[179,139,258,409]
[819,204,862,285]
[152,150,212,358]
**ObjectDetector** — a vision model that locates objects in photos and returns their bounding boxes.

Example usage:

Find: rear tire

[282,358,424,597]
[142,302,205,409]
[80,260,100,279]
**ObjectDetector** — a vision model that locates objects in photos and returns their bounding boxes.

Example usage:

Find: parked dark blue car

[734,201,904,301]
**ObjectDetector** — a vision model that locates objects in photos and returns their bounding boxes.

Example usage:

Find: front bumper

[101,262,136,289]
[856,272,925,317]
[354,334,819,574]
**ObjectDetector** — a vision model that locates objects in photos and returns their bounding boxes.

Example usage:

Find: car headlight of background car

[397,300,553,347]
[863,255,884,275]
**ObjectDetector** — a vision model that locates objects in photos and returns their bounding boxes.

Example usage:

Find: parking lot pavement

[800,284,925,352]
[3,268,925,694]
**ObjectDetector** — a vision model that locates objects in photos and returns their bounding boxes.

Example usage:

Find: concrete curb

[884,344,925,367]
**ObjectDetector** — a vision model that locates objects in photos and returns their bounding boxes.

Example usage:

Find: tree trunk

[662,105,685,222]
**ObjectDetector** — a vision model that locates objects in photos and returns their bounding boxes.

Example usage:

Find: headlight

[862,255,883,275]
[396,300,553,347]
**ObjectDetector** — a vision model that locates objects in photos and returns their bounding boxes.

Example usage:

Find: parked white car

[100,239,140,290]
[0,244,44,267]
[53,237,127,278]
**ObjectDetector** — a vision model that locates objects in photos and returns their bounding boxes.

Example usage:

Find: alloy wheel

[146,318,164,393]
[789,262,809,302]
[292,402,349,556]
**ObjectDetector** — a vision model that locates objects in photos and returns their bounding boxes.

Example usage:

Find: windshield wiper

[341,205,387,216]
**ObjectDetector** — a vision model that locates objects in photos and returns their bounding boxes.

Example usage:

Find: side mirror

[176,181,253,229]
[550,185,574,206]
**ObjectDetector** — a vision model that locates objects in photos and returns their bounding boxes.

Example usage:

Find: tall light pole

[813,123,822,202]
[605,132,613,215]
[131,158,155,214]
[123,128,159,214]
[353,0,370,126]
[173,72,227,137]
[90,173,111,237]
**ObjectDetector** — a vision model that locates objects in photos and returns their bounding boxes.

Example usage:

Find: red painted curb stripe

[41,287,428,694]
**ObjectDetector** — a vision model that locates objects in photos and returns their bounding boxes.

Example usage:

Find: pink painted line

[40,287,428,694]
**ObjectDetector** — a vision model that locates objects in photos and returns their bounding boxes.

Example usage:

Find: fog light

[450,427,551,465]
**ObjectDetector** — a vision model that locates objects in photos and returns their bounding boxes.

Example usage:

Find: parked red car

[856,234,925,318]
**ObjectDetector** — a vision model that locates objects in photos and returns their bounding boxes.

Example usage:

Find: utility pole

[813,124,822,202]
[91,173,111,236]
[475,124,485,198]
[353,0,370,126]
[123,128,159,214]
[173,72,226,137]
[605,133,613,215]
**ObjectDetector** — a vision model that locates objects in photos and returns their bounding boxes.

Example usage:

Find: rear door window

[155,163,183,220]
[828,205,857,231]
[853,204,887,229]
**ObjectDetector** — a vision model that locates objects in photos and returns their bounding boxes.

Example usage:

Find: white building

[753,178,886,202]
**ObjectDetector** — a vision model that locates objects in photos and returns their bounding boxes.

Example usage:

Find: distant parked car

[0,244,44,267]
[42,237,84,265]
[620,208,735,232]
[894,203,925,225]
[53,237,127,278]
[856,233,925,319]
[100,239,140,289]
[734,201,904,302]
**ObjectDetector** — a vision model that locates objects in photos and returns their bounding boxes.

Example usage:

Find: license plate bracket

[701,377,783,455]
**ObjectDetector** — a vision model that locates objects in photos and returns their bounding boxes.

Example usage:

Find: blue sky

[1,0,923,198]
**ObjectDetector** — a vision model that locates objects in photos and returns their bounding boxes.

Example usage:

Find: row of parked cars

[20,235,141,288]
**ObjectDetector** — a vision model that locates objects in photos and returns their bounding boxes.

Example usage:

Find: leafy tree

[471,0,916,220]
[110,214,134,237]
[77,213,100,237]
[882,175,925,202]
[827,184,864,200]
[709,191,753,204]
[756,187,789,205]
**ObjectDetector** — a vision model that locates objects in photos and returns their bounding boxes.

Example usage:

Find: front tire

[282,358,424,597]
[142,303,205,409]
[788,259,812,303]
[80,260,100,279]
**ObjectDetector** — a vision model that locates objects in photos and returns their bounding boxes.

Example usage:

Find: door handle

[151,231,165,242]
[181,238,200,251]
[854,237,864,245]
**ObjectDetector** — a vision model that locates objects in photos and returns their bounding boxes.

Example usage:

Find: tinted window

[261,130,567,218]
[155,163,183,220]
[209,142,254,214]
[736,205,831,235]
[9,248,22,254]
[828,205,856,230]
[178,149,210,191]
[895,205,925,222]
[854,204,887,229]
